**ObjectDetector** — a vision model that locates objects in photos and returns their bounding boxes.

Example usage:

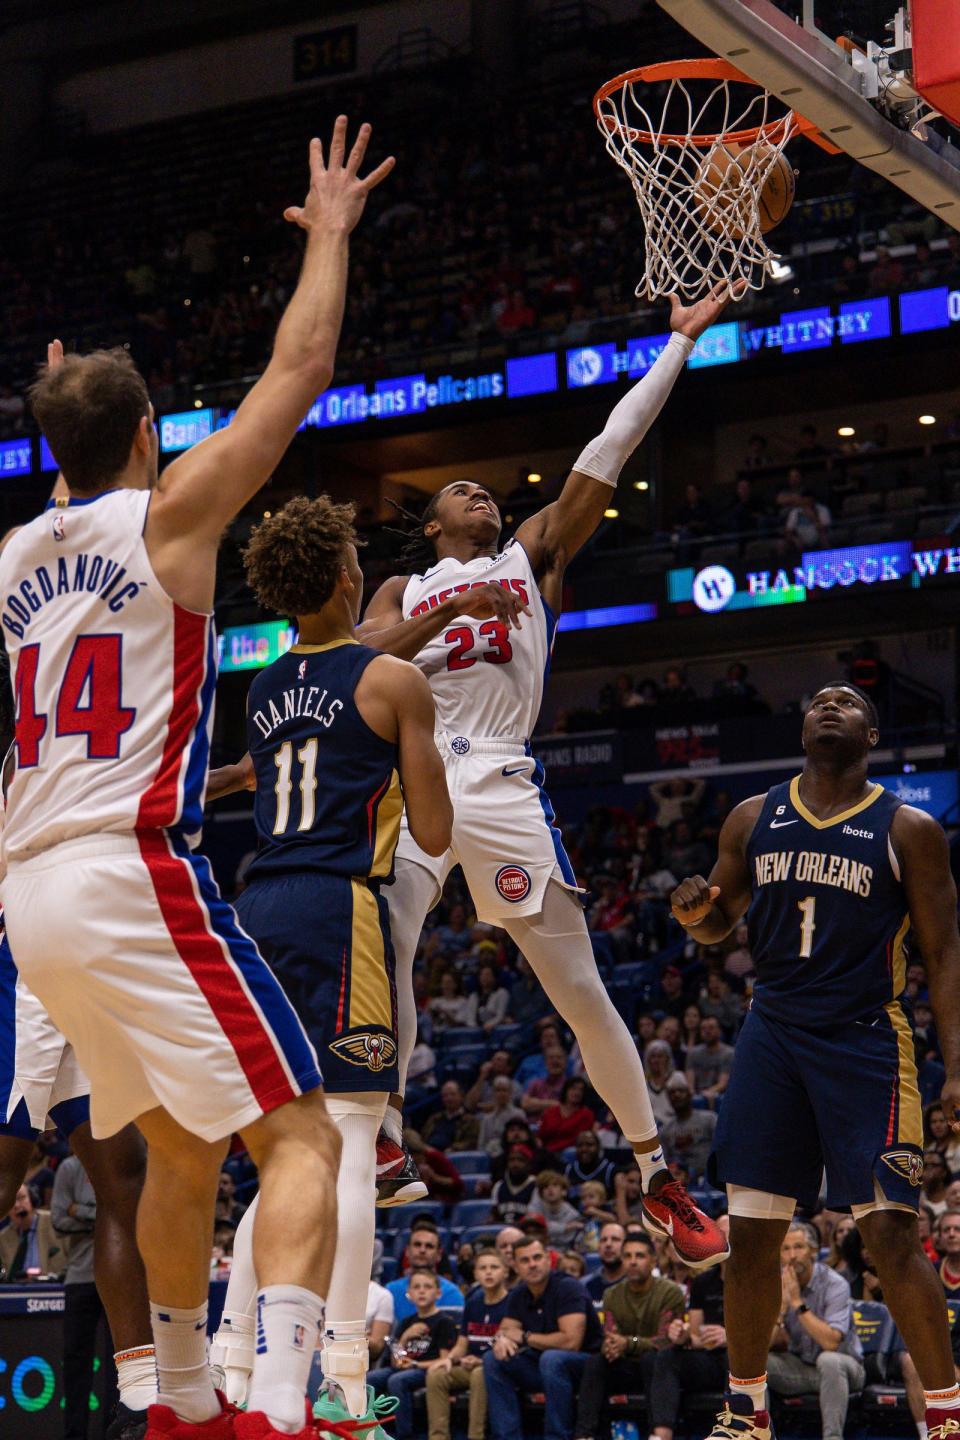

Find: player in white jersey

[0,119,394,1440]
[361,286,741,1267]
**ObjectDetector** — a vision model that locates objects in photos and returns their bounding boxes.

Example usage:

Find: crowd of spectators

[5,771,956,1436]
[1,17,958,437]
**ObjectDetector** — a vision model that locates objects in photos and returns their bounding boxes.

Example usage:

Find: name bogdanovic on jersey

[746,776,909,1029]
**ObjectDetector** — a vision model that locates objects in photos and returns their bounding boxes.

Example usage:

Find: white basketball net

[596,73,796,301]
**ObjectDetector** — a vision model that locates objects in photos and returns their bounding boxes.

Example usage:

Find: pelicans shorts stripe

[235,870,399,1095]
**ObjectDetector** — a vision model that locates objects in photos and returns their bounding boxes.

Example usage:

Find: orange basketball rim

[593,58,842,153]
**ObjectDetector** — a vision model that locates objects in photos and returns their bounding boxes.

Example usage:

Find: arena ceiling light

[919,414,937,424]
[634,479,650,491]
[837,425,856,436]
[604,507,619,518]
[527,471,542,484]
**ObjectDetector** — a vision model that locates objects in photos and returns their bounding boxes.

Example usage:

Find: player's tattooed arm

[670,796,763,942]
[892,804,960,1128]
[356,575,527,660]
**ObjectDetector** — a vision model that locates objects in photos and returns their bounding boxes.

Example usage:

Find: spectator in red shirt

[538,1077,597,1154]
[404,1130,464,1204]
[496,289,537,336]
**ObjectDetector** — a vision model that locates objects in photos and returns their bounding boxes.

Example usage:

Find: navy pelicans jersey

[746,776,908,1029]
[244,640,402,883]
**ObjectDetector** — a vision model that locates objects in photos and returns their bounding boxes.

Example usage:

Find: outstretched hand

[47,339,65,369]
[668,279,747,342]
[283,116,395,236]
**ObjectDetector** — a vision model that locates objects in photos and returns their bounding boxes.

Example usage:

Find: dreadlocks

[386,494,443,573]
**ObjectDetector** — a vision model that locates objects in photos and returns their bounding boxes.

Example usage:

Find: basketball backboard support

[654,0,960,230]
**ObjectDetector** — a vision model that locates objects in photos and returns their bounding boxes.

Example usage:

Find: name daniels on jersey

[2,554,141,638]
[251,684,343,740]
[755,849,873,897]
[409,577,529,618]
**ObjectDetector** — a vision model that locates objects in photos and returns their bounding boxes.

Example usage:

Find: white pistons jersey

[401,540,554,740]
[0,489,216,861]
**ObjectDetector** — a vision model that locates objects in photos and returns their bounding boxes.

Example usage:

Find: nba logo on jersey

[52,513,65,542]
[297,658,307,681]
[495,864,531,902]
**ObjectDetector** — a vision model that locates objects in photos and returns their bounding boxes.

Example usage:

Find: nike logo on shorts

[502,764,527,777]
[769,819,798,829]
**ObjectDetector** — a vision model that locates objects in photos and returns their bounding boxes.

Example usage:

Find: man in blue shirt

[386,1223,464,1323]
[483,1235,601,1440]
[766,1222,865,1440]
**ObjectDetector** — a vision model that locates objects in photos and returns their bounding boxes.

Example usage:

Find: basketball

[694,138,796,239]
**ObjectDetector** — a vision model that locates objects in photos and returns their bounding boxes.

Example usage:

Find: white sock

[730,1373,768,1413]
[248,1284,325,1434]
[150,1302,218,1423]
[925,1385,960,1411]
[323,1321,369,1418]
[636,1145,668,1190]
[114,1345,157,1411]
[381,1104,403,1147]
[918,1424,929,1439]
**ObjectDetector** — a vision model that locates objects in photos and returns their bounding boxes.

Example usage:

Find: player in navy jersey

[207,494,452,1437]
[670,683,960,1440]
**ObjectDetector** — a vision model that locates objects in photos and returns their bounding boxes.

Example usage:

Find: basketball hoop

[593,59,824,302]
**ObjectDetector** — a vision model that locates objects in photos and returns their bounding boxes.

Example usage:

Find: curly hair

[242,495,358,617]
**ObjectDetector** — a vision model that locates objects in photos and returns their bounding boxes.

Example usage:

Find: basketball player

[0,118,393,1440]
[670,683,960,1440]
[207,494,452,1438]
[357,287,740,1265]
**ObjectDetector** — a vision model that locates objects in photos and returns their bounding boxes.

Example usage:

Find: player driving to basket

[0,118,393,1440]
[354,284,745,1267]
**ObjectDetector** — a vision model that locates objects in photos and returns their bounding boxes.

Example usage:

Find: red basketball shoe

[146,1392,237,1440]
[375,1130,428,1207]
[640,1171,731,1269]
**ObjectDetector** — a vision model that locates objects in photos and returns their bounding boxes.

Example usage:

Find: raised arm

[357,575,527,660]
[892,804,960,1128]
[670,797,762,944]
[146,119,394,607]
[514,286,741,610]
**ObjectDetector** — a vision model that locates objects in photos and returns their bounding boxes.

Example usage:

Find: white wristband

[572,331,694,488]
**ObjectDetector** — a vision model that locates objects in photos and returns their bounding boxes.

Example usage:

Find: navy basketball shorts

[709,1002,924,1211]
[235,872,399,1095]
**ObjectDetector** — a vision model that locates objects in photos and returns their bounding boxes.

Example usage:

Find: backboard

[654,0,960,230]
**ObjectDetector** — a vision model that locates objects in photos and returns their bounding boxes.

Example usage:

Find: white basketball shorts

[0,929,89,1136]
[1,831,322,1142]
[394,733,581,923]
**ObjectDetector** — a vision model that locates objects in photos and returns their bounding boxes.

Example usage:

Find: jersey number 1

[273,738,318,834]
[797,895,817,959]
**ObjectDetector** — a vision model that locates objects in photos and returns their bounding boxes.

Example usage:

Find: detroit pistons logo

[329,1031,398,1072]
[495,865,531,903]
[881,1149,924,1186]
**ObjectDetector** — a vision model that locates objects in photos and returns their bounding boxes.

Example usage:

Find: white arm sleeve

[571,331,695,488]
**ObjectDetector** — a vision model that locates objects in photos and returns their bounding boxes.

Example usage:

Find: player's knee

[728,1214,788,1259]
[858,1207,922,1263]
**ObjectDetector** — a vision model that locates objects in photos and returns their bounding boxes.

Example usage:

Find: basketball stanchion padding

[593,58,824,301]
